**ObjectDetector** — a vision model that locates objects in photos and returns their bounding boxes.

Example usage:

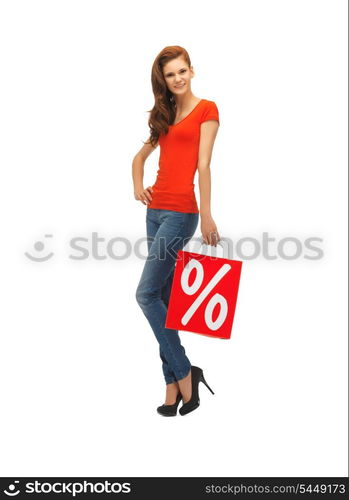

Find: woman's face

[162,56,193,96]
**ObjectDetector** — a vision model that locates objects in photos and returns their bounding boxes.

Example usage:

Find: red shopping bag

[165,240,242,339]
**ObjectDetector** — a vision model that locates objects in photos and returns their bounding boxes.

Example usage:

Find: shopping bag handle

[182,236,232,259]
[198,237,230,259]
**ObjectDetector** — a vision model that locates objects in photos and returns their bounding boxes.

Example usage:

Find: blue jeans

[135,208,199,384]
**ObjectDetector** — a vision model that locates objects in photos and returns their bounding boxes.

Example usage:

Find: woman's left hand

[200,214,221,247]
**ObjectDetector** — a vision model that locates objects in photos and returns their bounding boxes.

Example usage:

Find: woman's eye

[166,69,186,78]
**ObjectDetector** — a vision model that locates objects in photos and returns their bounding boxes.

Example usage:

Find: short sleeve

[200,100,219,124]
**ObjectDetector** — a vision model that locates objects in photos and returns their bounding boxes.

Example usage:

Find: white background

[0,0,347,477]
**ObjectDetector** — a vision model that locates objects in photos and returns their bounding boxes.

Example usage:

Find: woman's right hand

[134,186,153,205]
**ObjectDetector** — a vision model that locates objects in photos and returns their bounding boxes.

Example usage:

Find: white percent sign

[180,258,232,331]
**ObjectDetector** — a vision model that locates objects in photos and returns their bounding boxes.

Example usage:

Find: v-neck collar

[170,99,205,127]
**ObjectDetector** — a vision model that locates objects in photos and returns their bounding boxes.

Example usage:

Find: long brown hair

[144,46,192,147]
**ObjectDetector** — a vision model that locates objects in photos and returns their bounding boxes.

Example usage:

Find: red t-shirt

[147,99,219,213]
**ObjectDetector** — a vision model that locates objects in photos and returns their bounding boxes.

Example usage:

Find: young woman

[132,46,221,416]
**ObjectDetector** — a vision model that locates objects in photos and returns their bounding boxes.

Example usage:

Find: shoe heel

[201,373,214,395]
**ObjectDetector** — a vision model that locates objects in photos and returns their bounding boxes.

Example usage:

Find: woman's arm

[132,136,158,205]
[197,120,220,246]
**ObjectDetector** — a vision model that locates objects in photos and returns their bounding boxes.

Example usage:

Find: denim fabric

[135,208,199,384]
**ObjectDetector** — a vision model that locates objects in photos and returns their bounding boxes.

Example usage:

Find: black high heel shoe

[179,366,214,416]
[157,392,182,417]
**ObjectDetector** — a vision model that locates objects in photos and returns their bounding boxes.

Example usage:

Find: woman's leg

[136,208,199,385]
[159,266,183,403]
[144,210,177,384]
[159,266,176,384]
